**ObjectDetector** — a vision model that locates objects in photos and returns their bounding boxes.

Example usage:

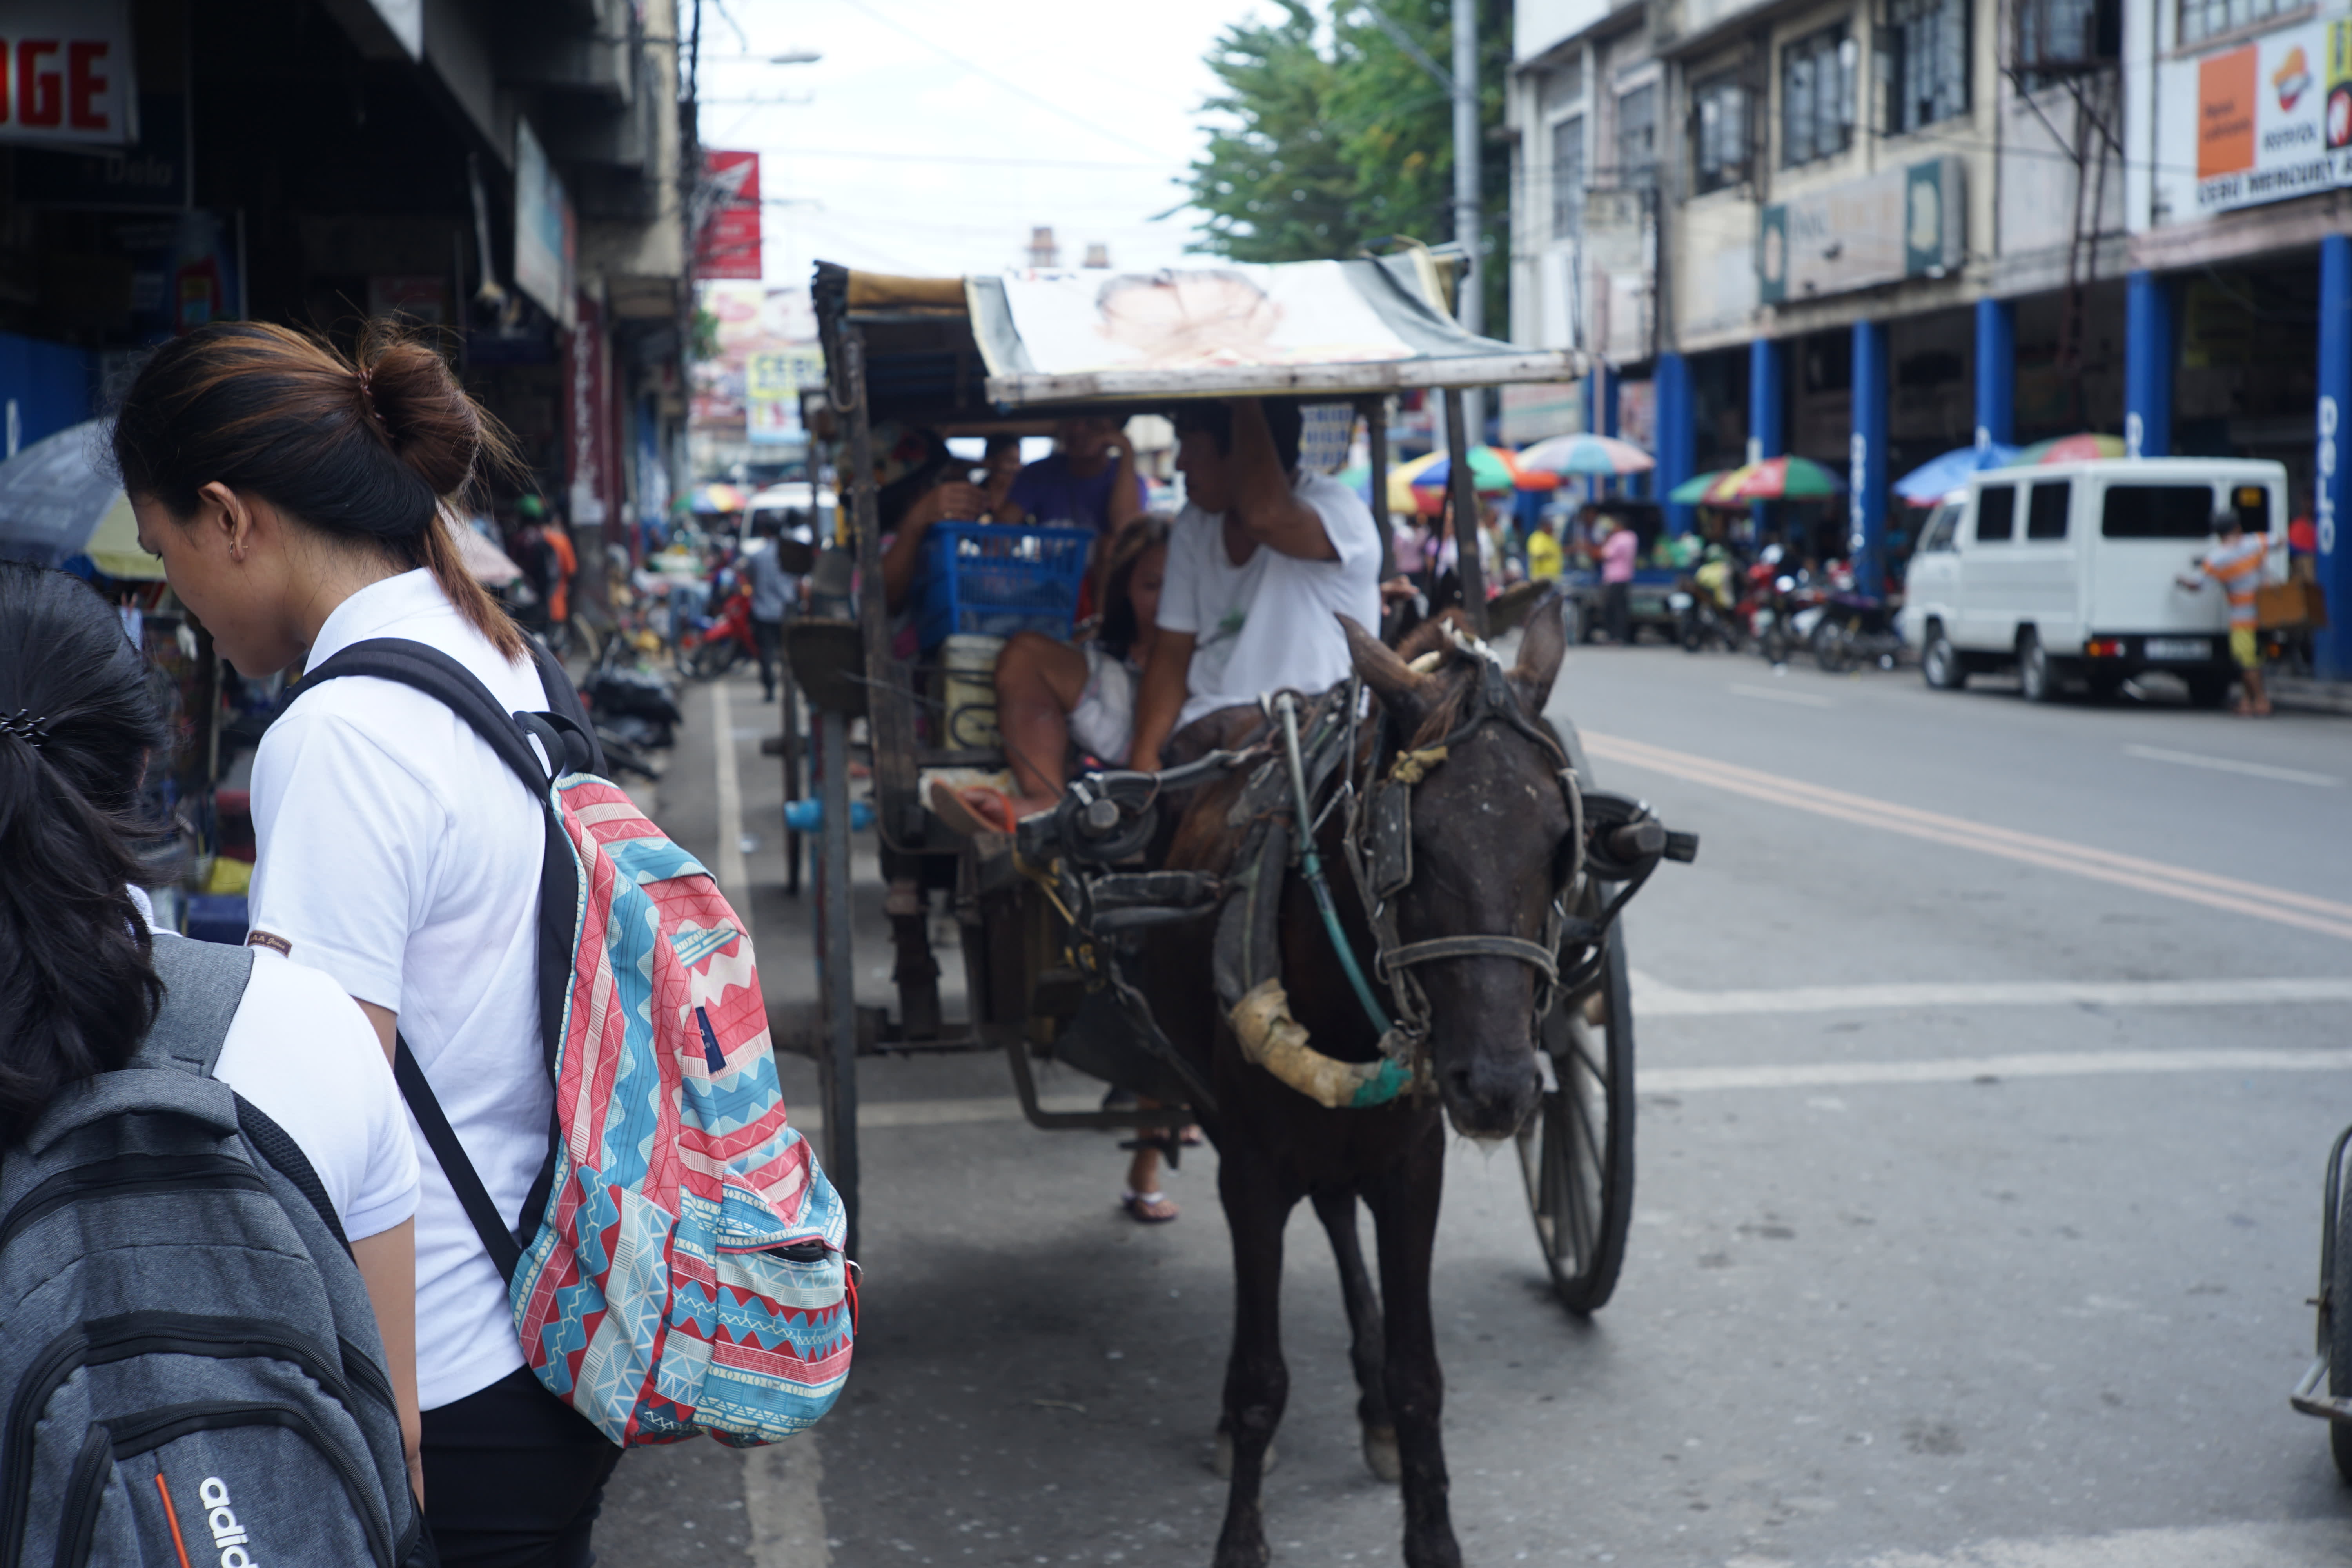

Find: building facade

[1507,0,2352,673]
[0,0,694,555]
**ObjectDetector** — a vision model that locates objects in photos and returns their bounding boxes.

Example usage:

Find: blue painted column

[1850,319,1888,597]
[1746,337,1782,463]
[2315,235,2352,680]
[1973,297,2014,451]
[2125,271,2173,458]
[1656,352,1694,534]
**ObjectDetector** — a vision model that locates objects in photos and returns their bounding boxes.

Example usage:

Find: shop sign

[565,290,610,528]
[0,1,136,148]
[746,347,822,446]
[698,151,763,281]
[514,118,576,328]
[1757,157,1966,304]
[1499,381,1583,445]
[13,91,183,206]
[2159,15,2352,220]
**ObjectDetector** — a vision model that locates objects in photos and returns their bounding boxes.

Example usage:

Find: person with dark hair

[0,562,424,1494]
[746,508,805,702]
[992,416,1146,539]
[117,319,625,1564]
[1124,397,1380,774]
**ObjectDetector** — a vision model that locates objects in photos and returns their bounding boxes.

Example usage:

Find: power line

[752,147,1175,172]
[828,0,1176,162]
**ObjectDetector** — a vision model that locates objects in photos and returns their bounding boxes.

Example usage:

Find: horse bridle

[1323,634,1587,1069]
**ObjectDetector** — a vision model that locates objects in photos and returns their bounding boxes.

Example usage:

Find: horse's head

[1340,604,1573,1140]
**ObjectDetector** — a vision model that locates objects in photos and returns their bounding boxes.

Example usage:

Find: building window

[1551,115,1586,238]
[1882,0,1969,136]
[2179,0,2291,45]
[1691,76,1750,194]
[1780,26,1856,167]
[1615,83,1657,187]
[2016,0,2117,73]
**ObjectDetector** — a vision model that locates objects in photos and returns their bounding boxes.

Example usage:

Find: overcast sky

[694,0,1268,287]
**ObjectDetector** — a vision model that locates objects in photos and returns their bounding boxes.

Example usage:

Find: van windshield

[2102,484,2266,539]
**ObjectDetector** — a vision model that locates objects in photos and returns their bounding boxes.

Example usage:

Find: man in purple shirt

[995,416,1147,538]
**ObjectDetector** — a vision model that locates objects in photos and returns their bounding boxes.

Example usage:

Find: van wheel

[2018,632,2057,703]
[1922,625,1965,691]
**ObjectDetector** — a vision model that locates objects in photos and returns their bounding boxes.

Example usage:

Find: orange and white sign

[0,1,135,148]
[2161,15,2352,220]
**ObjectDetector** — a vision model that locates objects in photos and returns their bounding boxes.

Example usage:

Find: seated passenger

[1127,396,1382,773]
[992,416,1146,539]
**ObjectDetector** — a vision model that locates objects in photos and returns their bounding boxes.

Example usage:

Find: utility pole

[1452,0,1483,441]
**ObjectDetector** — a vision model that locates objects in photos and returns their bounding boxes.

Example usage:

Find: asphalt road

[593,650,2352,1568]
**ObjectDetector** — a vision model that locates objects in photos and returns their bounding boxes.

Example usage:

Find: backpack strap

[296,635,591,1285]
[140,931,256,1077]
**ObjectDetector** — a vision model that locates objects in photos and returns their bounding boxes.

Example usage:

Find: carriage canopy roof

[815,257,1581,417]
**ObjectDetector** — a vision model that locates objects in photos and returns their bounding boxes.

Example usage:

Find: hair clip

[0,710,49,747]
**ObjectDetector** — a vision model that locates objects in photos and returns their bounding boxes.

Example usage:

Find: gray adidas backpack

[0,932,432,1568]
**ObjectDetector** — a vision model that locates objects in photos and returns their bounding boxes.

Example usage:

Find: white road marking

[2124,742,2343,788]
[1631,969,2352,1016]
[1848,1519,2352,1567]
[1644,1046,2352,1094]
[712,681,750,906]
[1728,681,1836,707]
[744,1434,829,1567]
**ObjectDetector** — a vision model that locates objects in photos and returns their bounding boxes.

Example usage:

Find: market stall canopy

[815,256,1583,419]
[1895,442,2019,503]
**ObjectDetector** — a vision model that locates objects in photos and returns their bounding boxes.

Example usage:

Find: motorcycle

[1810,564,1905,673]
[677,562,760,681]
[1671,581,1745,654]
[582,638,684,771]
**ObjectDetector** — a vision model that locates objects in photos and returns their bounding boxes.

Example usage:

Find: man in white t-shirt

[1127,398,1383,772]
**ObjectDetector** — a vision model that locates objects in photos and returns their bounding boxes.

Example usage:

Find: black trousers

[1603,581,1632,645]
[753,616,786,696]
[421,1368,625,1568]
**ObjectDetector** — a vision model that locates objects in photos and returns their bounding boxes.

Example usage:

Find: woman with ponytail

[117,321,625,1566]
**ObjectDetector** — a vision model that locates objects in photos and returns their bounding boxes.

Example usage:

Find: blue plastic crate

[915,523,1093,649]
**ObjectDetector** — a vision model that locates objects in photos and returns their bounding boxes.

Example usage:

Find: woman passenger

[116,321,623,1566]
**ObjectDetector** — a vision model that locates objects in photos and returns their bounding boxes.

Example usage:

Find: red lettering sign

[66,40,105,129]
[17,40,58,127]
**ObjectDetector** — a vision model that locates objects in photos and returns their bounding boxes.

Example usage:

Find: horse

[1142,601,1580,1568]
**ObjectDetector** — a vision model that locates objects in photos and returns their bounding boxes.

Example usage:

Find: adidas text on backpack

[299,638,855,1448]
[0,936,430,1568]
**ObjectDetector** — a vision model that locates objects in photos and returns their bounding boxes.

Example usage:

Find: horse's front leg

[1310,1186,1398,1484]
[1213,1147,1295,1568]
[1365,1130,1460,1568]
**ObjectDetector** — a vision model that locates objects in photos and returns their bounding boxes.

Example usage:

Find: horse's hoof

[1362,1425,1401,1485]
[1209,1432,1278,1480]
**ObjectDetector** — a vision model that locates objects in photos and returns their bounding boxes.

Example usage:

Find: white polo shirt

[248,568,551,1411]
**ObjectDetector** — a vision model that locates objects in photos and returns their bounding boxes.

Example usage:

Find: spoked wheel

[1518,916,1636,1314]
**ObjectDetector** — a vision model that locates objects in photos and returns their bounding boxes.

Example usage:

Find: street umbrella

[1894,442,2021,504]
[454,524,525,587]
[2012,432,2128,465]
[0,419,159,575]
[688,481,750,515]
[1667,469,1734,505]
[1399,445,1557,496]
[1699,456,1845,504]
[1517,432,1656,477]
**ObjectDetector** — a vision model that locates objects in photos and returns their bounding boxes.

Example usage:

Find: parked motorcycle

[582,639,684,770]
[1811,564,1905,673]
[679,563,759,681]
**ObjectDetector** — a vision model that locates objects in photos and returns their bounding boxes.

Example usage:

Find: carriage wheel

[2329,1138,2352,1482]
[1517,918,1635,1314]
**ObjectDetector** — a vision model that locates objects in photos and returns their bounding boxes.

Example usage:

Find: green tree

[1182,0,1512,332]
[1185,2,1364,262]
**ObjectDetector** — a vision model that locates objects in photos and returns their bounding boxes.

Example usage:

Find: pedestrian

[747,508,804,702]
[2176,507,2271,716]
[116,319,626,1565]
[0,562,426,1509]
[1600,514,1638,644]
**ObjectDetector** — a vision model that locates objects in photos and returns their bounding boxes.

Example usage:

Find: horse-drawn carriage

[784,253,1688,1316]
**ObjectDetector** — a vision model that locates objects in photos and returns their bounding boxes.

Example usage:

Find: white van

[1897,457,2287,704]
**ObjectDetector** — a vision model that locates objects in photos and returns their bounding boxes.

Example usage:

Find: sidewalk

[2270,674,2352,716]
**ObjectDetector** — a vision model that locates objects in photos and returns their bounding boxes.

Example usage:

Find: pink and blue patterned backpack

[301,638,853,1447]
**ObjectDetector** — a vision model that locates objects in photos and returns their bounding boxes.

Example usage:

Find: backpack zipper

[0,1154,265,1254]
[2,1316,367,1568]
[50,1425,113,1568]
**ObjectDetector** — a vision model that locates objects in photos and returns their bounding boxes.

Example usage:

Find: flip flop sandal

[928,780,1018,837]
[1122,1189,1179,1223]
[1178,1125,1205,1146]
